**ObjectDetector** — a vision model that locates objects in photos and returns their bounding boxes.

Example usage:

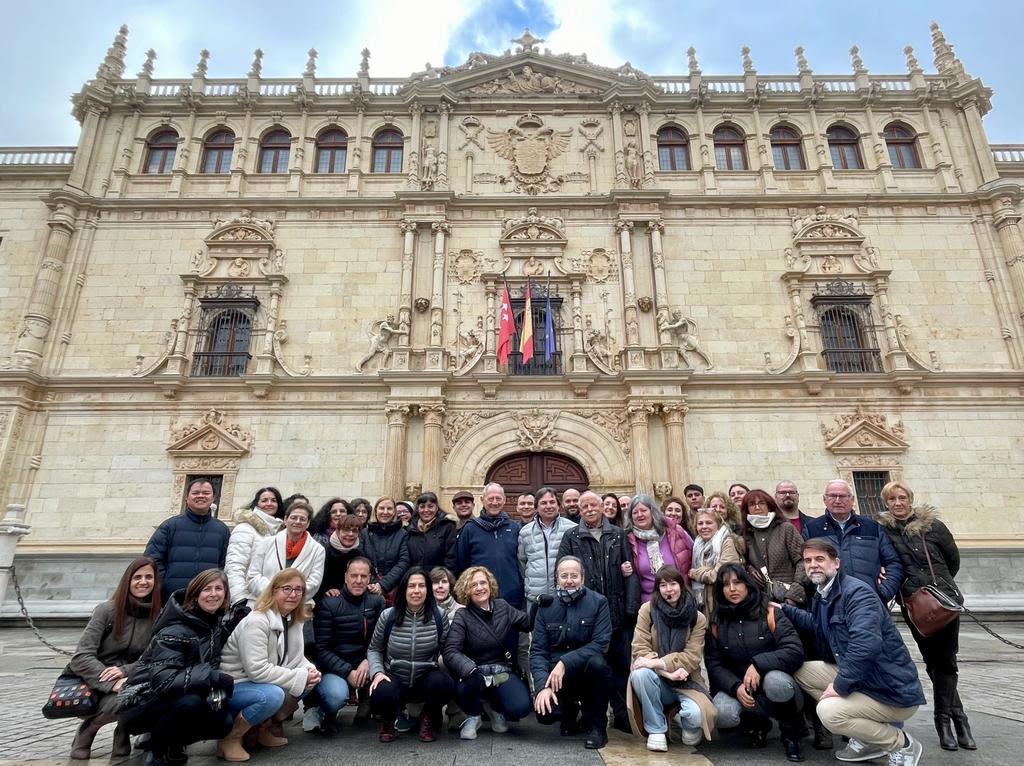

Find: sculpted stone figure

[624,141,642,188]
[584,316,619,374]
[355,314,402,372]
[421,145,437,190]
[657,308,713,369]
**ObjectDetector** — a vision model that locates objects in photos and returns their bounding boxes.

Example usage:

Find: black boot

[951,707,977,750]
[781,736,805,763]
[934,714,958,751]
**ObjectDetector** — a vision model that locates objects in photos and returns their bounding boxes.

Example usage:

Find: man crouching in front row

[530,555,613,750]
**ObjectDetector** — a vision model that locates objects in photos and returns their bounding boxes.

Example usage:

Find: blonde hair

[253,567,312,623]
[702,491,741,530]
[692,507,722,528]
[880,480,915,505]
[454,566,499,605]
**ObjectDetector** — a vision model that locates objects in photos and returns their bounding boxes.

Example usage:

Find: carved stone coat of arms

[487,113,573,194]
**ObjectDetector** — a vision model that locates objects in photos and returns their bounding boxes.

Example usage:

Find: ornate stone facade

[2,25,1024,612]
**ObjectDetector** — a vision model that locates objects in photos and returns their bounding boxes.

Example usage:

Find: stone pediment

[500,206,567,245]
[205,210,276,248]
[822,407,908,455]
[167,409,253,458]
[792,206,864,243]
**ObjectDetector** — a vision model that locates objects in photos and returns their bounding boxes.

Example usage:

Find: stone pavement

[0,621,1021,766]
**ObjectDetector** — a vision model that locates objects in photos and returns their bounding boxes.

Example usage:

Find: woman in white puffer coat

[225,487,285,608]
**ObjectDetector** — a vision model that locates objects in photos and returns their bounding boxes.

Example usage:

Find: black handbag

[41,669,98,719]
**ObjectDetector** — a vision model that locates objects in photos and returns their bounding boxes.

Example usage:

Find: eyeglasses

[824,494,851,501]
[777,491,798,496]
[275,586,304,595]
[286,515,309,523]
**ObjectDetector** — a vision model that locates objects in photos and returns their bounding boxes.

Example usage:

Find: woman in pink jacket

[624,494,695,602]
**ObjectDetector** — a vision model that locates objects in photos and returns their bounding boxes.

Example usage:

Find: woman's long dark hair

[247,486,285,519]
[713,563,766,620]
[310,497,350,536]
[601,492,623,526]
[392,566,437,628]
[110,557,162,639]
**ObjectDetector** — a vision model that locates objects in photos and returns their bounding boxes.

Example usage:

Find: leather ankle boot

[951,710,977,750]
[934,713,958,751]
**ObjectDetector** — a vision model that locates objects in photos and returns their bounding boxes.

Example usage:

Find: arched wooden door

[486,451,589,513]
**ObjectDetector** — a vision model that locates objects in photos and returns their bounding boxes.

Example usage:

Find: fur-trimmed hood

[877,504,939,537]
[233,506,282,537]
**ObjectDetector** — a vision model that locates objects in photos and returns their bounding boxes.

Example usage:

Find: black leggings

[369,669,455,719]
[455,671,532,721]
[119,693,233,754]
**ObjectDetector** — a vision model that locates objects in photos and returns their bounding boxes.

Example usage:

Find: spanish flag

[519,282,534,363]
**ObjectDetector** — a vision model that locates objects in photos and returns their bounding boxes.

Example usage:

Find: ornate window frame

[822,406,908,515]
[166,409,254,516]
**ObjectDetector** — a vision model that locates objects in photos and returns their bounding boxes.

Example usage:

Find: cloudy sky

[1,0,1021,146]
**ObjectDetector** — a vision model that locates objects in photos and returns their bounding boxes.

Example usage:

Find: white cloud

[541,0,621,67]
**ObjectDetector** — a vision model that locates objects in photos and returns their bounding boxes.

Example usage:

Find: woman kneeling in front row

[706,563,806,763]
[627,566,717,751]
[218,568,321,761]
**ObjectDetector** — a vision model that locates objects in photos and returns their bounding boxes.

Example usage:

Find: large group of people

[59,474,974,766]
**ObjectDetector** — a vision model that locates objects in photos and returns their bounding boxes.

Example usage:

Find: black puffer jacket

[121,591,234,706]
[705,603,804,698]
[144,510,230,600]
[556,519,640,628]
[361,522,411,593]
[318,545,363,599]
[313,587,385,678]
[443,600,531,680]
[877,506,962,604]
[406,514,457,571]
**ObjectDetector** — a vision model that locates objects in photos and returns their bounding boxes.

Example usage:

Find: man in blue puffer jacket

[145,478,230,600]
[802,480,903,602]
[455,482,524,608]
[782,538,925,766]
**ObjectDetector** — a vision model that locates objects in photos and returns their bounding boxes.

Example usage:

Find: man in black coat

[144,479,230,601]
[309,556,385,733]
[556,490,639,732]
[531,556,613,750]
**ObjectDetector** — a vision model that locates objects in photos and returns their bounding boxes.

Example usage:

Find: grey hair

[824,478,853,495]
[555,555,586,581]
[483,482,505,497]
[624,494,666,536]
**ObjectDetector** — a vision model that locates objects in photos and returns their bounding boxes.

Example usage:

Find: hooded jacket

[406,513,458,571]
[144,509,230,601]
[225,507,282,605]
[361,521,411,593]
[456,511,524,608]
[877,506,962,604]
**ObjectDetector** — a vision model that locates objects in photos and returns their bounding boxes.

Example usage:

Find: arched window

[315,128,348,173]
[201,130,234,174]
[193,309,253,377]
[827,125,863,170]
[371,129,403,173]
[657,126,690,171]
[884,123,921,169]
[144,130,177,174]
[258,129,291,174]
[769,125,805,170]
[713,126,747,170]
[819,306,881,373]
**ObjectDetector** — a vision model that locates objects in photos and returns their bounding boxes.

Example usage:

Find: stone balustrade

[0,147,75,165]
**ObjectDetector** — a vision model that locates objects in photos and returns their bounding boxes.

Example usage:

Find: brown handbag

[903,532,962,638]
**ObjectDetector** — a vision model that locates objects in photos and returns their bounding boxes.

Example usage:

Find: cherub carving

[355,314,402,372]
[657,308,713,369]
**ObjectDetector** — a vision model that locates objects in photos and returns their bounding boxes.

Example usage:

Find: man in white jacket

[518,487,577,610]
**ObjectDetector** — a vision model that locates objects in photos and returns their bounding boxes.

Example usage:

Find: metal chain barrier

[5,565,73,657]
[961,606,1024,651]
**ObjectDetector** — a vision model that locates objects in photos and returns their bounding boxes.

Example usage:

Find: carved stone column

[695,104,716,192]
[617,219,645,369]
[482,281,498,372]
[971,215,1024,367]
[661,403,690,496]
[167,110,196,198]
[637,103,655,188]
[255,282,283,374]
[437,102,451,190]
[649,220,677,368]
[287,106,308,196]
[228,108,253,196]
[407,102,422,189]
[806,103,837,192]
[957,96,999,184]
[627,403,655,493]
[993,202,1024,327]
[569,279,587,372]
[68,99,108,191]
[165,281,199,376]
[397,220,417,348]
[108,107,142,197]
[784,275,821,371]
[610,102,626,187]
[873,278,910,370]
[863,104,898,192]
[382,404,411,500]
[10,204,77,369]
[426,221,449,371]
[419,404,445,491]
[348,103,366,193]
[919,102,959,192]
[751,106,777,192]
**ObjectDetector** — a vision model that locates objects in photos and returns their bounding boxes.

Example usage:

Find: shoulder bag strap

[918,531,939,585]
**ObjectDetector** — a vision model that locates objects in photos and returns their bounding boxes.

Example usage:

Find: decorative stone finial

[903,45,920,73]
[193,49,210,77]
[794,46,810,73]
[359,47,370,76]
[138,48,156,78]
[849,45,865,72]
[305,48,318,76]
[929,20,967,79]
[741,46,754,73]
[687,46,700,75]
[249,48,263,78]
[511,28,543,53]
[96,24,129,80]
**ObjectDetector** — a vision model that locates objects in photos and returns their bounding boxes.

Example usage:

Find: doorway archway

[486,451,588,513]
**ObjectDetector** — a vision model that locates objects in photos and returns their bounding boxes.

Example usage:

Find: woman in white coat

[226,487,284,607]
[218,569,322,761]
[246,501,325,607]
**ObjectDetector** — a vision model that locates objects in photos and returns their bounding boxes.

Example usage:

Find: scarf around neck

[691,525,729,606]
[652,593,696,658]
[285,532,307,562]
[748,512,775,529]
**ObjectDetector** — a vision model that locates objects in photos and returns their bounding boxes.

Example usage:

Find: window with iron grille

[507,294,563,375]
[191,284,260,377]
[852,470,890,519]
[811,280,883,373]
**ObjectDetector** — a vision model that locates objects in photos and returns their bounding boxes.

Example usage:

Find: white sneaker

[460,715,482,740]
[888,732,923,766]
[680,726,702,745]
[646,732,668,752]
[301,707,323,733]
[835,737,887,762]
[490,710,508,733]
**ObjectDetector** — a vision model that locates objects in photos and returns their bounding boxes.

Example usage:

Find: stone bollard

[0,504,32,609]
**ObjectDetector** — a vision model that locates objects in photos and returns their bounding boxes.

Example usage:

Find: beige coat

[627,601,717,740]
[689,532,743,619]
[221,608,314,698]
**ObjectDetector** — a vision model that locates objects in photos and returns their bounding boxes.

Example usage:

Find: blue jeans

[628,667,702,735]
[713,670,801,734]
[228,682,286,725]
[317,673,350,717]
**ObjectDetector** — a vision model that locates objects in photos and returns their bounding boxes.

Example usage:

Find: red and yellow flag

[496,285,514,364]
[519,282,534,363]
